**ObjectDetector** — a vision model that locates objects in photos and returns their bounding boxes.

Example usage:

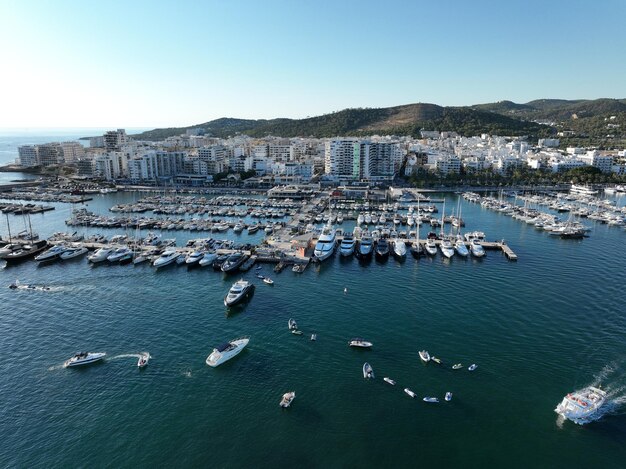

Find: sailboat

[439,200,455,258]
[454,199,469,257]
[410,198,423,258]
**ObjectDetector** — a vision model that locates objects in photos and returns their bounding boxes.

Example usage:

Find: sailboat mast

[5,213,12,243]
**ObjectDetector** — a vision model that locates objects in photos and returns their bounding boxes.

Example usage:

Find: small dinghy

[445,392,452,401]
[423,397,439,403]
[310,334,317,341]
[452,363,463,370]
[419,350,431,363]
[256,273,265,279]
[383,377,396,386]
[404,388,416,398]
[431,356,442,364]
[288,318,298,330]
[291,330,303,335]
[279,391,295,408]
[138,353,150,368]
[349,338,373,348]
[468,364,478,371]
[255,265,262,270]
[363,362,374,379]
[263,277,274,285]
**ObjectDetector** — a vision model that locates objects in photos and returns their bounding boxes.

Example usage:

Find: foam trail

[48,364,65,371]
[109,353,148,360]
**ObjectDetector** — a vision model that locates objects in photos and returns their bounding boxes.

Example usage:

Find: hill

[131,102,549,141]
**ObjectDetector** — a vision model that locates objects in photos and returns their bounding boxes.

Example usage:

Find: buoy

[344,287,348,293]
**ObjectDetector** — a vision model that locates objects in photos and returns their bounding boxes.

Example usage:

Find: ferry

[555,386,607,424]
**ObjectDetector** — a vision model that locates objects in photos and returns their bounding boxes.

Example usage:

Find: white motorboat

[339,235,356,257]
[263,277,274,285]
[431,356,442,365]
[391,238,407,260]
[349,338,373,348]
[137,353,150,368]
[34,244,67,262]
[64,352,106,367]
[423,397,439,403]
[59,246,88,260]
[313,223,337,261]
[291,330,303,335]
[107,247,133,262]
[198,252,217,267]
[87,247,113,263]
[468,364,478,371]
[279,391,296,408]
[424,238,438,256]
[185,251,204,265]
[454,239,469,257]
[224,279,255,307]
[233,222,244,233]
[383,377,396,386]
[310,333,317,341]
[205,337,249,367]
[470,238,486,257]
[153,250,180,268]
[419,350,431,363]
[452,363,463,370]
[221,252,248,273]
[356,235,374,259]
[404,388,416,398]
[0,243,22,259]
[439,238,455,258]
[363,362,374,379]
[288,318,298,330]
[445,392,452,401]
[555,386,607,424]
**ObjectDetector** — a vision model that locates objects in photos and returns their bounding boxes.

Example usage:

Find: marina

[1,187,625,468]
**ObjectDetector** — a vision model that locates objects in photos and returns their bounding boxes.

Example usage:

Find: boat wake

[47,364,65,371]
[109,353,150,361]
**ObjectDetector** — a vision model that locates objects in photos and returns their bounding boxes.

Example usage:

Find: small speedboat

[64,352,106,367]
[138,353,150,368]
[431,356,442,364]
[206,337,249,367]
[445,392,452,401]
[310,334,317,341]
[452,363,463,370]
[280,391,296,408]
[288,318,298,330]
[423,397,439,403]
[404,388,416,398]
[383,377,396,386]
[263,277,274,285]
[419,350,431,363]
[363,362,374,379]
[291,330,303,335]
[349,338,373,348]
[468,364,478,371]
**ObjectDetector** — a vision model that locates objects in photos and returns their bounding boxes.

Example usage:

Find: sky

[1,0,625,129]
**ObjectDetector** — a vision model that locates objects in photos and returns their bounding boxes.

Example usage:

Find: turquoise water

[1,192,626,467]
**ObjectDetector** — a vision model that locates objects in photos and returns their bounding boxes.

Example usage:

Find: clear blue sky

[1,0,624,128]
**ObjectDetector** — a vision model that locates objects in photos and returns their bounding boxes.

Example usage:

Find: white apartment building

[60,142,85,163]
[37,143,64,166]
[548,156,586,173]
[18,145,38,167]
[268,144,291,161]
[435,154,461,174]
[94,154,122,180]
[324,139,360,179]
[128,153,158,181]
[577,151,614,173]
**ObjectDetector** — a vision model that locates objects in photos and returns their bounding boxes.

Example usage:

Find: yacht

[280,391,296,408]
[391,238,407,260]
[205,337,250,367]
[356,235,374,259]
[570,184,598,196]
[424,238,438,256]
[87,247,113,263]
[221,252,248,273]
[59,246,88,260]
[357,213,364,225]
[555,386,607,424]
[185,251,204,266]
[64,352,106,367]
[198,252,218,267]
[247,224,260,235]
[454,239,469,257]
[153,250,180,268]
[233,222,244,233]
[339,234,356,257]
[419,350,431,363]
[439,238,455,258]
[349,338,373,348]
[34,244,67,262]
[313,223,337,261]
[363,362,374,379]
[0,243,22,259]
[470,238,485,257]
[410,242,423,259]
[224,279,255,307]
[107,247,133,263]
[375,238,390,260]
[4,240,48,264]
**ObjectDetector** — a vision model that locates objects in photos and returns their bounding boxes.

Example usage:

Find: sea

[1,137,626,467]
